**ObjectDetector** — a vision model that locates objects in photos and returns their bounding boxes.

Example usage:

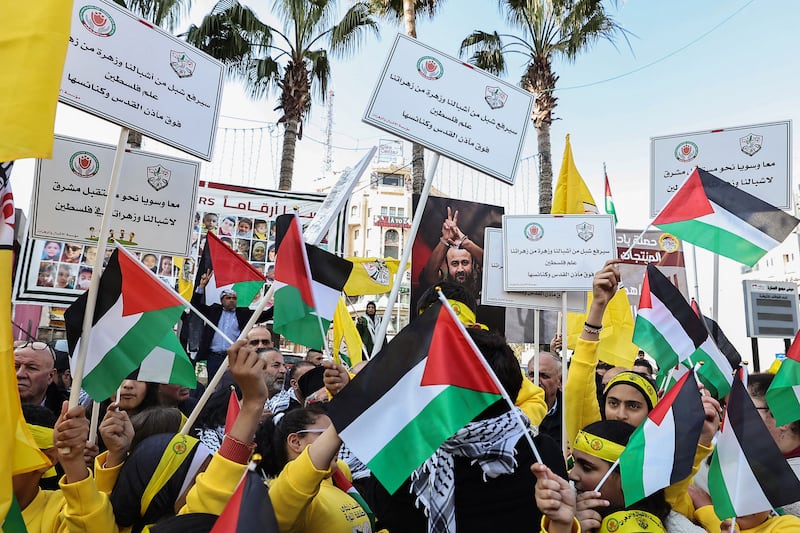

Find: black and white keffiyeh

[410,408,534,533]
[267,388,292,414]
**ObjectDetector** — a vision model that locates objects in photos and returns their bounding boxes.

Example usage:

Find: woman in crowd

[116,380,160,417]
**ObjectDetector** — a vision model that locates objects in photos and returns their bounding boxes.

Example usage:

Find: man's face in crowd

[528,354,561,408]
[446,248,473,284]
[260,348,286,396]
[221,293,238,311]
[247,326,273,349]
[15,345,56,404]
[306,350,324,366]
[366,303,376,317]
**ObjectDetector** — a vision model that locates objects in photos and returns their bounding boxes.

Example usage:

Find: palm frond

[329,2,380,58]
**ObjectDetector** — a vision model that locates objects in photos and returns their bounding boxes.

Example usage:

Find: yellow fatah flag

[0,164,52,525]
[173,257,195,302]
[551,134,599,215]
[0,1,74,160]
[332,296,364,369]
[566,288,638,369]
[343,257,400,296]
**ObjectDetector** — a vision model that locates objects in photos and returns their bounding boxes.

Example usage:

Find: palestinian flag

[272,214,352,349]
[766,329,800,426]
[225,387,240,434]
[653,168,800,267]
[633,264,732,398]
[691,299,743,369]
[620,370,704,505]
[210,467,279,533]
[333,296,364,368]
[198,231,265,306]
[655,363,690,393]
[135,331,197,389]
[65,248,184,401]
[604,165,618,224]
[327,300,503,494]
[343,257,400,296]
[708,375,800,519]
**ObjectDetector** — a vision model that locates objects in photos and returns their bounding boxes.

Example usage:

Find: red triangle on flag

[638,269,652,310]
[274,215,315,308]
[786,330,800,363]
[420,307,501,395]
[224,388,240,434]
[653,169,714,225]
[207,231,265,286]
[118,250,182,316]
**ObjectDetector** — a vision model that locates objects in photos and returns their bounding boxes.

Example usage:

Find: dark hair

[191,372,240,433]
[254,416,280,478]
[273,406,328,471]
[130,407,183,451]
[414,281,477,317]
[632,359,654,375]
[21,403,58,429]
[149,513,218,533]
[467,328,522,401]
[580,420,670,522]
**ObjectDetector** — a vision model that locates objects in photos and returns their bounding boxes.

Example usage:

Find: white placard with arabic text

[503,215,616,292]
[61,0,224,160]
[31,135,199,256]
[482,228,586,311]
[364,34,533,185]
[650,120,790,216]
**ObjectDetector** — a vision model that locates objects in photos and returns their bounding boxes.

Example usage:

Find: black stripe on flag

[64,249,123,355]
[727,375,800,508]
[699,168,799,242]
[646,264,708,348]
[328,301,442,430]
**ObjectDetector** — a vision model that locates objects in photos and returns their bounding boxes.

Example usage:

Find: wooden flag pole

[561,292,569,460]
[371,152,440,354]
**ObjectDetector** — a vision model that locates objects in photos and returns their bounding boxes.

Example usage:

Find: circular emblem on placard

[79,6,116,37]
[69,151,100,178]
[674,141,698,163]
[417,56,444,80]
[524,222,544,241]
[658,233,679,253]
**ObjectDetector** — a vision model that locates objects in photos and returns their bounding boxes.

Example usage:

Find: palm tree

[460,0,629,213]
[185,0,378,191]
[368,0,443,193]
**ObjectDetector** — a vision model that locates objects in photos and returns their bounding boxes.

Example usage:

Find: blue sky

[16,0,798,364]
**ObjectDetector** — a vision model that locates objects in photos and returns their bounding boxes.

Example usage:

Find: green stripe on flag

[708,453,736,521]
[232,280,264,306]
[83,305,183,400]
[366,387,500,493]
[656,220,767,266]
[633,317,681,369]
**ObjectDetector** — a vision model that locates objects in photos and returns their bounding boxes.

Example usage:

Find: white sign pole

[68,127,129,409]
[561,291,568,460]
[532,309,540,384]
[372,152,440,354]
[712,254,720,322]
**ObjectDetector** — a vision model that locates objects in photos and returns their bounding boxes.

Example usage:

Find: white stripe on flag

[638,292,698,358]
[312,280,340,321]
[698,338,733,383]
[641,408,676,496]
[703,201,780,251]
[138,345,177,382]
[339,359,446,463]
[716,419,772,516]
[792,384,800,405]
[77,297,141,376]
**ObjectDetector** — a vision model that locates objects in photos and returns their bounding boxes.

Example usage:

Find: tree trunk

[537,120,553,214]
[400,0,426,194]
[278,117,299,191]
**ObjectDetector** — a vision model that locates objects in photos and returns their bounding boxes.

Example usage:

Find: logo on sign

[170,50,196,78]
[576,222,594,242]
[674,141,698,163]
[484,86,508,109]
[147,165,171,191]
[69,151,100,178]
[417,56,443,80]
[739,133,763,156]
[79,6,115,37]
[524,222,544,241]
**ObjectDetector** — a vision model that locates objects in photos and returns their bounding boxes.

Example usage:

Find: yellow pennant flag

[0,1,74,160]
[343,257,399,296]
[551,134,599,215]
[566,288,638,369]
[333,296,364,368]
[173,257,195,302]
[0,165,52,525]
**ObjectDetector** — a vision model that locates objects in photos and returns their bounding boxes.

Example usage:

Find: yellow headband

[140,434,199,517]
[601,510,666,533]
[604,372,658,409]
[573,430,625,463]
[27,424,57,478]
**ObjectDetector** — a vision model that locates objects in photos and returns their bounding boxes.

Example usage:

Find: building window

[367,228,372,238]
[381,206,388,216]
[377,172,403,187]
[354,229,360,240]
[389,207,396,216]
[398,207,405,217]
[384,229,399,258]
[351,205,357,217]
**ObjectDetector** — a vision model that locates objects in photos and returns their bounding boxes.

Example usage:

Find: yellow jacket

[22,472,118,533]
[695,506,800,532]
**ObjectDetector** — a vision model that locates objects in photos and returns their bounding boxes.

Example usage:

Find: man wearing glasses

[14,340,68,416]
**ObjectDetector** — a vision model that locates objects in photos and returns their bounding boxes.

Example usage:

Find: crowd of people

[12,260,800,532]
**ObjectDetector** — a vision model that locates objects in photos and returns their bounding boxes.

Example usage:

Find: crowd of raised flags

[3,7,800,529]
